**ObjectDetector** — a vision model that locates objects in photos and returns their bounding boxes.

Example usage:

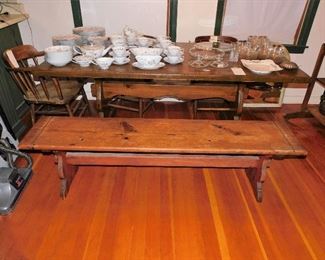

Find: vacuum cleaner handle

[0,139,32,169]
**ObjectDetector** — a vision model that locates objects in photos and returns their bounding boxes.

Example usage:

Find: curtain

[222,0,307,42]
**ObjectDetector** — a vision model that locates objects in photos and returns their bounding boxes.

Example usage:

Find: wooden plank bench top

[20,117,306,156]
[19,117,307,202]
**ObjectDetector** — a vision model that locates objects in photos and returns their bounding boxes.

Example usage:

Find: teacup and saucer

[163,46,184,65]
[93,57,114,70]
[113,56,130,65]
[72,55,93,67]
[163,56,184,65]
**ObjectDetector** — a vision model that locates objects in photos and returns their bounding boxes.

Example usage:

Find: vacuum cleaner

[0,138,33,215]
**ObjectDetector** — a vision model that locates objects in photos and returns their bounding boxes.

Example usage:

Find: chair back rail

[2,44,89,124]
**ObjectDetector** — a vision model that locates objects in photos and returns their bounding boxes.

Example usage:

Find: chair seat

[25,80,82,105]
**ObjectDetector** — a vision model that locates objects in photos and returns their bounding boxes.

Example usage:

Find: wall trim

[70,0,83,27]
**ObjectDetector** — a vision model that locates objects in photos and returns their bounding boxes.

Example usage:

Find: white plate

[163,57,184,65]
[241,59,282,75]
[113,58,130,65]
[132,62,165,70]
[248,69,273,75]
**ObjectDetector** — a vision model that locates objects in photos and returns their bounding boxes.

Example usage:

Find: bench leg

[56,152,78,199]
[245,157,271,202]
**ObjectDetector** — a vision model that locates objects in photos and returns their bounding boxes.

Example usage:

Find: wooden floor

[0,104,324,260]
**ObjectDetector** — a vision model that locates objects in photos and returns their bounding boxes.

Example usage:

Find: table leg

[56,152,78,199]
[95,80,104,117]
[245,156,271,202]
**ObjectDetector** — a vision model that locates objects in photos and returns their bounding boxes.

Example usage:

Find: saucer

[132,62,165,70]
[163,57,184,65]
[109,50,130,57]
[113,57,130,65]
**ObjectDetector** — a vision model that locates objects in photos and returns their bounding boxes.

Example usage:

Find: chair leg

[80,87,95,115]
[30,104,36,125]
[193,100,198,119]
[65,104,74,117]
[139,98,143,118]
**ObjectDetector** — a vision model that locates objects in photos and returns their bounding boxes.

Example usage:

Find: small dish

[132,62,165,70]
[113,57,130,65]
[109,50,130,57]
[163,57,184,65]
[279,61,298,70]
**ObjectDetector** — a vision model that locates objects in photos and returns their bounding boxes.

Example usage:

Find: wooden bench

[19,117,307,202]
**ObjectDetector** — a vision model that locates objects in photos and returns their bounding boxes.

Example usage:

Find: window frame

[70,0,320,53]
[212,0,320,53]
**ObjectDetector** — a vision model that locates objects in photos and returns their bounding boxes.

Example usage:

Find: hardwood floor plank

[269,161,325,258]
[207,169,268,260]
[204,170,231,260]
[169,168,219,260]
[237,167,317,260]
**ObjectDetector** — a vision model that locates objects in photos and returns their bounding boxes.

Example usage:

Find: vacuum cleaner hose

[0,139,32,169]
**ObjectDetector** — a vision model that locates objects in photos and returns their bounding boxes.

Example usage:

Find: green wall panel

[0,24,28,139]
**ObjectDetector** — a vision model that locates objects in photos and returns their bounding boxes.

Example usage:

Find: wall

[18,0,75,50]
[80,0,167,37]
[17,0,325,104]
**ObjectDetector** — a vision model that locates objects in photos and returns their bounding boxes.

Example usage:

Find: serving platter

[241,59,282,75]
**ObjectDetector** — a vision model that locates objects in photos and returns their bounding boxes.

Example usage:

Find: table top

[29,43,310,84]
[19,117,307,156]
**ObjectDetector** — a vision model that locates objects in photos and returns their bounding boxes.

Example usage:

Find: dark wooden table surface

[30,43,309,83]
[28,43,310,117]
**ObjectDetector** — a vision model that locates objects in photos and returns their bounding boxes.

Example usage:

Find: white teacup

[127,35,137,45]
[112,46,127,57]
[93,57,114,69]
[159,39,173,49]
[111,35,127,47]
[156,35,171,42]
[126,36,137,46]
[167,46,183,57]
[72,55,93,67]
[166,55,182,64]
[112,39,127,47]
[135,55,162,68]
[114,56,128,64]
[137,36,151,47]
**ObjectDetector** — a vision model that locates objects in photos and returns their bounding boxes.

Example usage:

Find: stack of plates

[52,34,82,47]
[73,26,106,45]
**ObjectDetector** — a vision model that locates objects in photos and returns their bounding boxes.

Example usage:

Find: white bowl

[45,45,73,67]
[135,55,162,67]
[131,47,163,56]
